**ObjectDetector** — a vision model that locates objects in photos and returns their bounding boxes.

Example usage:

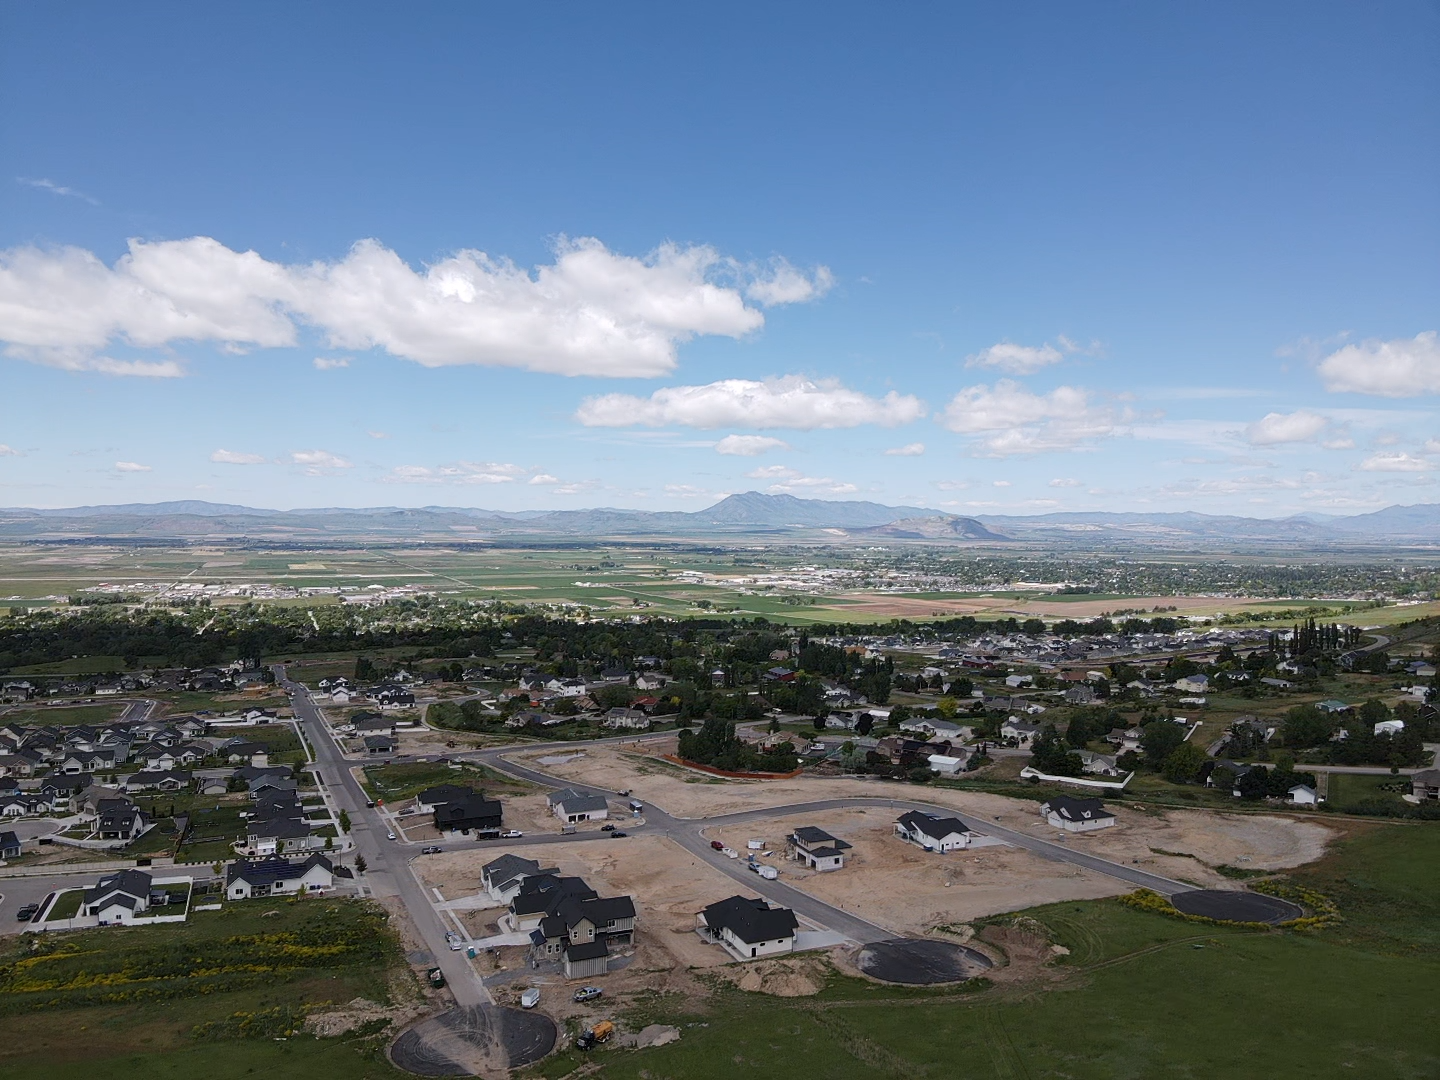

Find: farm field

[524,823,1440,1080]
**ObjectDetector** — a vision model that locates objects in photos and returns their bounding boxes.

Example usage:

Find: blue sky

[1,3,1437,516]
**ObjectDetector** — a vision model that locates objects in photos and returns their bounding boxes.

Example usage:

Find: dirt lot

[703,813,1127,937]
[391,792,590,843]
[511,744,1338,897]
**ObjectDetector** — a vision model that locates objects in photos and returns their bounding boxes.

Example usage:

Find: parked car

[15,903,38,922]
[365,801,376,808]
[520,988,541,1009]
[609,831,628,838]
[710,840,725,851]
[600,823,616,832]
[445,931,464,951]
[500,830,523,838]
[386,831,397,840]
[421,845,442,854]
[572,986,603,1003]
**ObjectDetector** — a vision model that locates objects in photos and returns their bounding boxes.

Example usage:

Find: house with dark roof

[1410,769,1440,801]
[528,891,639,977]
[0,829,21,859]
[894,810,974,852]
[415,783,474,813]
[482,854,554,904]
[84,868,153,923]
[226,854,337,899]
[547,788,609,823]
[97,799,148,841]
[1041,795,1116,832]
[362,734,397,755]
[433,793,503,834]
[789,825,852,871]
[699,895,799,961]
[124,769,193,793]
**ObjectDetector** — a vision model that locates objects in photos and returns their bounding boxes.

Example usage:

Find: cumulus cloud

[1357,451,1432,472]
[1318,331,1440,397]
[290,449,352,473]
[884,442,925,456]
[114,461,150,472]
[938,380,1125,456]
[1049,477,1082,488]
[0,444,18,456]
[211,449,267,465]
[993,480,1011,487]
[0,235,830,378]
[313,356,350,370]
[1244,410,1331,446]
[965,341,1064,375]
[528,473,561,485]
[576,375,925,430]
[715,434,790,456]
[743,464,856,494]
[1426,438,1440,454]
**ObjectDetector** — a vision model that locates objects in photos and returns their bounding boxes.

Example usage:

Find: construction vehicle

[575,1020,615,1050]
[426,967,446,989]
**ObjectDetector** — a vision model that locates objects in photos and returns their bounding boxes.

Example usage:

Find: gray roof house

[547,788,610,823]
[699,895,799,961]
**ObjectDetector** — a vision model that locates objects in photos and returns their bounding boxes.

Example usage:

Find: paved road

[276,667,490,1007]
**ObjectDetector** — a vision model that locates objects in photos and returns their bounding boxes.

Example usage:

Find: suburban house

[1041,795,1116,832]
[1288,784,1321,806]
[548,788,610,823]
[244,797,321,856]
[415,783,474,813]
[83,868,154,924]
[0,829,21,859]
[433,793,504,834]
[508,872,638,978]
[927,753,968,776]
[1409,769,1440,800]
[1173,674,1210,694]
[124,769,193,793]
[999,718,1041,745]
[1077,750,1123,777]
[482,853,555,904]
[352,715,396,737]
[225,853,337,899]
[698,895,799,961]
[602,707,650,730]
[96,798,148,841]
[898,717,969,741]
[894,810,974,852]
[789,826,852,871]
[362,734,398,756]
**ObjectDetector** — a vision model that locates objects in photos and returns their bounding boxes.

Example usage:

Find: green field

[0,897,414,1080]
[360,759,534,802]
[524,823,1440,1080]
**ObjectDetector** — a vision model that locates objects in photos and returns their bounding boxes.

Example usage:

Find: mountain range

[1,493,1438,547]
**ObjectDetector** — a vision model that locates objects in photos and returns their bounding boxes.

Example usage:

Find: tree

[1030,725,1084,776]
[354,854,368,874]
[338,809,351,832]
[1161,741,1207,784]
[1140,720,1185,767]
[1281,704,1336,749]
[855,713,875,736]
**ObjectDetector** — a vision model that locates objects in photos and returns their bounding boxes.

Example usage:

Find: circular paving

[391,1005,557,1076]
[856,938,994,985]
[1170,889,1302,924]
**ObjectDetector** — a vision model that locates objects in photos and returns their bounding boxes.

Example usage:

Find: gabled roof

[418,783,474,807]
[546,788,609,814]
[896,810,970,840]
[482,853,542,888]
[510,874,597,917]
[1041,795,1114,822]
[84,868,152,906]
[565,939,610,962]
[226,853,333,887]
[791,825,852,851]
[702,895,799,945]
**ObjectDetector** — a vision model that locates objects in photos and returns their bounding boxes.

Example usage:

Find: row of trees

[676,717,797,773]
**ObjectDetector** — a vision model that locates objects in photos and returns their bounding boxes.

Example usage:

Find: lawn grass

[0,897,413,1078]
[520,823,1440,1080]
[1325,772,1412,813]
[0,703,127,726]
[361,759,530,801]
[43,889,84,920]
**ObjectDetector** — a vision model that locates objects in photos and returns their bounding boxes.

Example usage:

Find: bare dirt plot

[703,813,1128,937]
[394,793,566,842]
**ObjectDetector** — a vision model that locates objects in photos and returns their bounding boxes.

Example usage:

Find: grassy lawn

[0,897,414,1080]
[1325,773,1413,813]
[361,759,531,801]
[522,822,1440,1080]
[43,889,85,920]
[8,655,130,675]
[0,703,127,726]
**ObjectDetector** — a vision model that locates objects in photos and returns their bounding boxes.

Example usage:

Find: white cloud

[934,479,970,490]
[384,460,530,485]
[114,461,150,472]
[290,449,352,473]
[210,449,267,465]
[576,375,925,430]
[965,341,1064,375]
[993,480,1011,487]
[366,430,389,439]
[884,442,925,456]
[1244,410,1330,446]
[715,434,790,456]
[313,356,350,370]
[0,444,18,456]
[17,177,99,205]
[528,473,561,485]
[1357,452,1432,473]
[746,465,799,480]
[743,257,834,306]
[1318,331,1440,397]
[742,464,856,494]
[663,484,713,498]
[1049,477,1082,488]
[1426,438,1440,454]
[938,379,1124,456]
[0,235,829,379]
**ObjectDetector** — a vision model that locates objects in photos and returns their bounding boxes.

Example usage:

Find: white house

[83,868,154,923]
[1041,795,1116,832]
[1374,719,1405,736]
[547,788,610,823]
[789,825,851,871]
[894,810,973,851]
[927,753,967,776]
[1000,717,1041,745]
[1288,784,1321,806]
[225,854,336,899]
[699,895,798,961]
[1172,674,1210,694]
